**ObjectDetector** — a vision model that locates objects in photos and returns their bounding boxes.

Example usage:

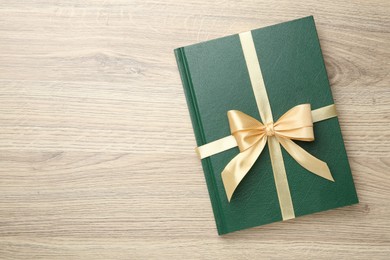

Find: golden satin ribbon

[196,31,338,220]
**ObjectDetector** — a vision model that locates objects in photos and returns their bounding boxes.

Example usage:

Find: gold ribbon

[196,31,338,220]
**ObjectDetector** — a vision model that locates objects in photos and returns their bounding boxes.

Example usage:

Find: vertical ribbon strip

[239,31,295,220]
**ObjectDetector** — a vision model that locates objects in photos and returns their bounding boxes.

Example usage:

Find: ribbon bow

[222,104,334,201]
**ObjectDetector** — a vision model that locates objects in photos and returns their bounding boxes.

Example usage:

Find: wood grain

[0,0,389,259]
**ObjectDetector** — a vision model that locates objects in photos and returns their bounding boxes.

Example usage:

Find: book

[174,16,358,235]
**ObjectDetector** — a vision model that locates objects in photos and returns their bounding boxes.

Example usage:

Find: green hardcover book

[174,16,358,235]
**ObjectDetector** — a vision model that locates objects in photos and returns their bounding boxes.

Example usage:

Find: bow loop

[274,104,314,141]
[227,110,266,152]
[227,110,264,133]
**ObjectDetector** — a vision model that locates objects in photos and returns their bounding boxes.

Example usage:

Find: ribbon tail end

[327,173,335,182]
[221,136,267,202]
[324,174,335,182]
[325,167,335,182]
[227,194,232,203]
[222,174,235,203]
[278,137,335,183]
[319,163,335,182]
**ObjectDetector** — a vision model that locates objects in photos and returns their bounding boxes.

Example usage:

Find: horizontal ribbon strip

[196,104,337,159]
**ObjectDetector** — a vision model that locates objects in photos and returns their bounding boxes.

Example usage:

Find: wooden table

[0,1,389,259]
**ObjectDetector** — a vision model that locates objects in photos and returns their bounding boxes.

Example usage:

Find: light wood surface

[0,1,389,259]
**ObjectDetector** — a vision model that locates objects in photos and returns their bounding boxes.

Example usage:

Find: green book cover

[174,16,358,235]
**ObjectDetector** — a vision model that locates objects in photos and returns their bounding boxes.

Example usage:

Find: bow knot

[265,123,275,136]
[222,104,334,201]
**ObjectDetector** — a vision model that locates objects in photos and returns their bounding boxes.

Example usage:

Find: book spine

[174,47,225,235]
